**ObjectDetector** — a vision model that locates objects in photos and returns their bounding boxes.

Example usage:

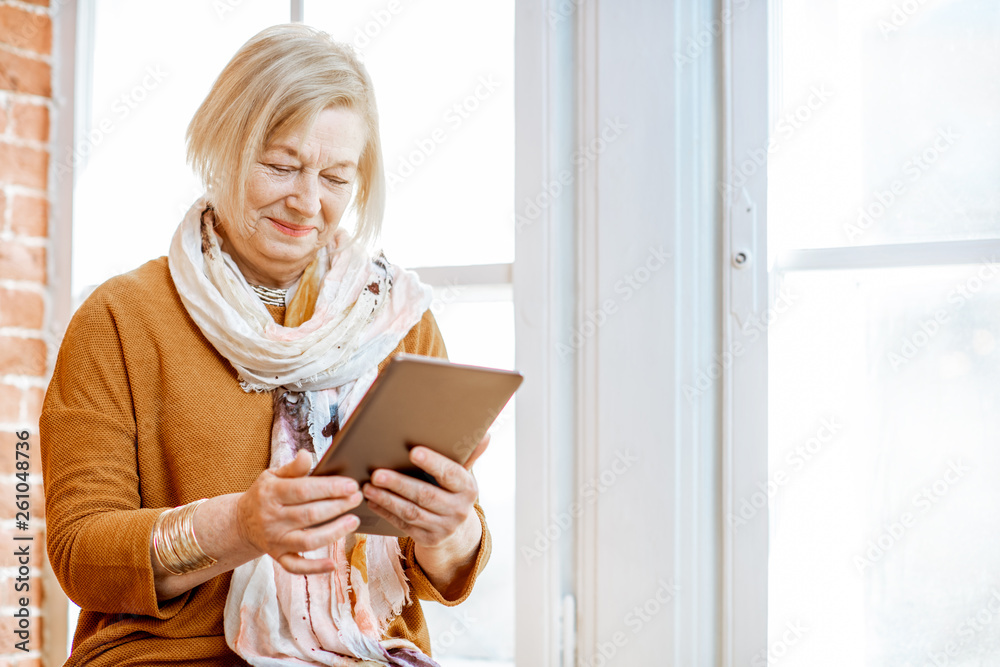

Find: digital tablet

[309,353,523,536]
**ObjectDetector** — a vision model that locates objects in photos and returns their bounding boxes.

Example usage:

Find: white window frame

[721,0,770,665]
[516,0,721,664]
[47,1,80,663]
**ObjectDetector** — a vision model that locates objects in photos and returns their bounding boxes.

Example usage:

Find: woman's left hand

[362,434,489,597]
[362,434,489,547]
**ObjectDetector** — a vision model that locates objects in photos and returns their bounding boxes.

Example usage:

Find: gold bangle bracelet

[152,498,218,576]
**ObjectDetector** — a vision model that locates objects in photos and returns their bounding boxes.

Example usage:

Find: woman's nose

[286,172,322,218]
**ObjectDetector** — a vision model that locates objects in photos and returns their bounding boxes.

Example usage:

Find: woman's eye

[324,175,348,185]
[267,164,295,173]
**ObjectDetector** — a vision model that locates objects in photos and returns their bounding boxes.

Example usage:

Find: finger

[276,552,339,575]
[409,446,475,494]
[272,450,313,479]
[367,498,432,543]
[462,433,491,470]
[369,468,449,514]
[284,513,361,552]
[274,475,360,505]
[287,492,363,528]
[363,483,435,528]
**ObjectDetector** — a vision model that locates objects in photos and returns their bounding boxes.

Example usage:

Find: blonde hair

[186,24,384,247]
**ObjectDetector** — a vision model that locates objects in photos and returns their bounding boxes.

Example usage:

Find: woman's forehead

[263,109,365,166]
[264,143,357,169]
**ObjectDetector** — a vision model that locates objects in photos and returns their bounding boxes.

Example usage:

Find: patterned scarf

[167,199,439,666]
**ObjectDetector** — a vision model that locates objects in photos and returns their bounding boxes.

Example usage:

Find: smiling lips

[268,217,314,237]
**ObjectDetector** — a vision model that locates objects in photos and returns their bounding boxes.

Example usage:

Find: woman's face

[218,106,367,288]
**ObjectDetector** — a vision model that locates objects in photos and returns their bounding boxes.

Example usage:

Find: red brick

[10,195,47,237]
[0,288,44,329]
[0,243,46,283]
[22,387,41,424]
[0,142,47,189]
[0,481,44,528]
[0,102,7,134]
[0,574,42,608]
[7,654,43,666]
[0,48,50,97]
[0,615,42,655]
[18,0,48,6]
[0,337,46,376]
[0,432,14,473]
[0,383,19,421]
[0,7,51,56]
[0,532,45,568]
[12,659,43,667]
[0,527,43,561]
[0,431,28,474]
[9,103,47,142]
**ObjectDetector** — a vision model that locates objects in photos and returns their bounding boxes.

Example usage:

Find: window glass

[768,265,1000,665]
[765,0,1000,255]
[423,285,515,665]
[304,1,514,268]
[73,0,290,300]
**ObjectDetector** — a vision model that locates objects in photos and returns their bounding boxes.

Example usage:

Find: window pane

[73,0,290,301]
[767,0,1000,254]
[304,1,514,268]
[422,286,515,665]
[767,265,1000,666]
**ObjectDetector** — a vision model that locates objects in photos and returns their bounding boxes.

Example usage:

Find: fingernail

[413,448,426,462]
[342,480,359,493]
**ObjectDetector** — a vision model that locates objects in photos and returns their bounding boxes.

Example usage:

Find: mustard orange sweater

[39,257,490,666]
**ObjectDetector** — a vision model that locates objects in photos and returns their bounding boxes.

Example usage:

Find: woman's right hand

[236,450,363,574]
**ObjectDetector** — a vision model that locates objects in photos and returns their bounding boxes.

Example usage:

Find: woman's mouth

[268,217,313,237]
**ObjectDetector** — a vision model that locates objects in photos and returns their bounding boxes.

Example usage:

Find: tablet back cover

[312,354,522,536]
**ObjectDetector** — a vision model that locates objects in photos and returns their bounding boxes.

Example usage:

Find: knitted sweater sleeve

[376,308,449,373]
[387,309,493,605]
[40,285,187,618]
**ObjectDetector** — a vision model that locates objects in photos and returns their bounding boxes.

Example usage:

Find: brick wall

[0,0,55,665]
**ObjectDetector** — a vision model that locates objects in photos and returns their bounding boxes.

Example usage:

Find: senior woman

[40,24,490,667]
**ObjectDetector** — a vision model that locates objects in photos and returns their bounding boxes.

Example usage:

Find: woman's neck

[227,253,302,289]
[213,225,305,289]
